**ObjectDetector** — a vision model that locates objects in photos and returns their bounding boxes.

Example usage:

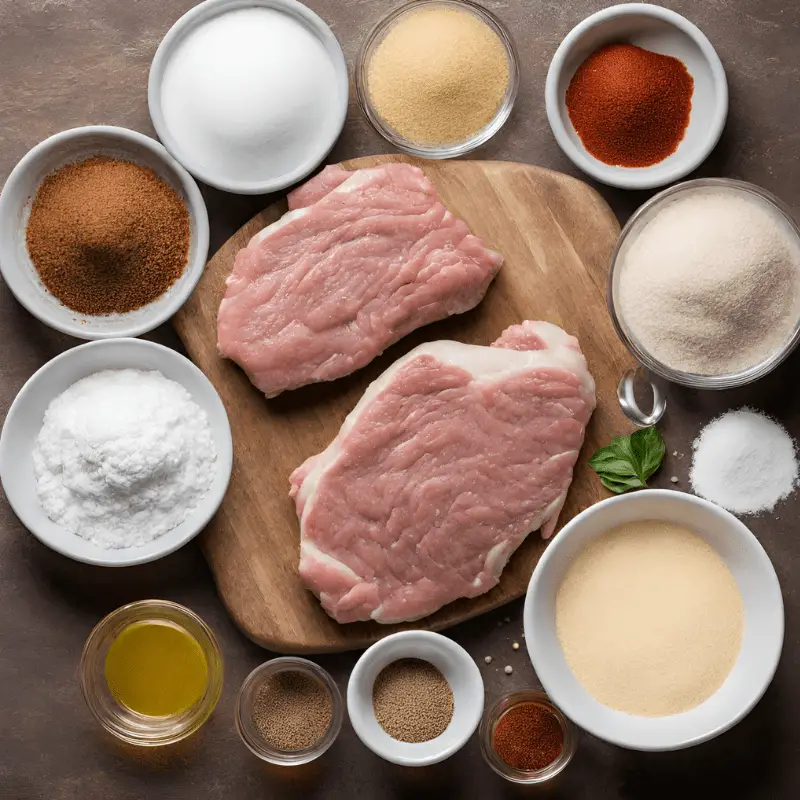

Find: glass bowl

[355,0,519,159]
[479,690,577,784]
[609,178,800,389]
[79,600,223,746]
[235,657,344,765]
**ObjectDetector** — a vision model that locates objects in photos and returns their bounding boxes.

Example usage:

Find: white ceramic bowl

[0,125,209,340]
[524,490,783,751]
[0,338,233,567]
[347,630,484,766]
[148,0,349,194]
[545,4,728,189]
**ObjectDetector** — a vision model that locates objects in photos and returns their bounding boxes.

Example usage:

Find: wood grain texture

[172,155,633,653]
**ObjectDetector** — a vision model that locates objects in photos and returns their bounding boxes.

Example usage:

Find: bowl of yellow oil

[80,599,223,746]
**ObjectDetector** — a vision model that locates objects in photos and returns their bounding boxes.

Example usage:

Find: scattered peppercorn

[485,656,493,664]
[26,156,190,315]
[492,702,564,772]
[512,642,520,650]
[372,659,453,743]
[252,670,333,751]
[504,665,513,675]
[565,43,694,168]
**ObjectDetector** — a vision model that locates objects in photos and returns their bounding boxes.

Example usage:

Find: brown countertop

[1,1,799,797]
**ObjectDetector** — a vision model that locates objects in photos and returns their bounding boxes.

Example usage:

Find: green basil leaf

[589,427,665,494]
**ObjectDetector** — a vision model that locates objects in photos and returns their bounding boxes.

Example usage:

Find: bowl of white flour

[0,339,233,566]
[609,178,800,389]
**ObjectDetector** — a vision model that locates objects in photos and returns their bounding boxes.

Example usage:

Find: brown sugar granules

[252,670,333,751]
[26,156,190,315]
[565,43,694,167]
[372,658,454,743]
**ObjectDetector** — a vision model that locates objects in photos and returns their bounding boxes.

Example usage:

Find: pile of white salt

[690,408,798,515]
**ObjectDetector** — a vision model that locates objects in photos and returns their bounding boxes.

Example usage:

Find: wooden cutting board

[173,155,633,653]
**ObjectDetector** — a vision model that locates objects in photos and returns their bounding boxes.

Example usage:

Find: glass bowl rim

[608,177,800,389]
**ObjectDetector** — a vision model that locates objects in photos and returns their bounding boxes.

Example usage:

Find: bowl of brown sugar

[0,125,209,339]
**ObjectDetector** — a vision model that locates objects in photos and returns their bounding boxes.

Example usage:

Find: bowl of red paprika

[545,3,727,190]
[479,690,577,784]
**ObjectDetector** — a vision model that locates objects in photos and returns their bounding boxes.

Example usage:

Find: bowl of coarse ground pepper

[545,4,727,190]
[0,125,209,339]
[235,657,344,765]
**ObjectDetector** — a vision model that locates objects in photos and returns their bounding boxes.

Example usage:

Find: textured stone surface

[0,1,799,797]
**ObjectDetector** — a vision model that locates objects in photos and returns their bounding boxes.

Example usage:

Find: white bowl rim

[545,3,729,190]
[346,629,484,766]
[0,124,210,340]
[0,338,233,567]
[523,489,784,751]
[148,0,350,194]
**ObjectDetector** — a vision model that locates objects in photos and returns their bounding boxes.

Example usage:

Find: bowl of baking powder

[0,339,233,567]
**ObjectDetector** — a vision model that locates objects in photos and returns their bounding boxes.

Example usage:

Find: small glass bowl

[355,0,519,159]
[80,599,223,746]
[479,690,577,784]
[235,657,344,765]
[609,178,800,389]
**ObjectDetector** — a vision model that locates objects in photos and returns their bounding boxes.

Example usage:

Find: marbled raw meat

[217,163,503,397]
[290,321,596,624]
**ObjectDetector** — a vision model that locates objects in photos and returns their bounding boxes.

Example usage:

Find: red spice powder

[565,43,694,168]
[492,702,564,771]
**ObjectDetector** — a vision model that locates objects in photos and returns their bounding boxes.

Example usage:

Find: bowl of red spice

[0,125,209,339]
[479,690,577,784]
[545,3,727,189]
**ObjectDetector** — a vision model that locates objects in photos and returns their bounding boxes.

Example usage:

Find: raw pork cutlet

[287,164,351,210]
[217,163,503,397]
[290,321,596,624]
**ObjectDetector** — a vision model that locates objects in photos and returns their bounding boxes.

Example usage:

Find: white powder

[617,188,800,376]
[556,521,743,717]
[690,408,797,515]
[33,369,217,549]
[160,7,340,184]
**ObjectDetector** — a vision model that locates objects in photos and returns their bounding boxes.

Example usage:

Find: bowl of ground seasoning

[235,657,344,765]
[347,630,484,766]
[545,4,727,189]
[0,125,209,338]
[355,0,519,158]
[479,691,577,784]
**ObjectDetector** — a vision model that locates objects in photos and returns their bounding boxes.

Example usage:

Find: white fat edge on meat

[300,540,362,588]
[297,333,594,525]
[248,169,383,247]
[477,476,573,588]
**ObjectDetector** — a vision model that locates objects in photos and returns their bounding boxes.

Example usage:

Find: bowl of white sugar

[524,490,783,751]
[148,0,348,194]
[609,178,800,389]
[0,339,233,567]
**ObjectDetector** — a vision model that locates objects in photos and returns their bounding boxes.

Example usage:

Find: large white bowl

[0,125,209,339]
[545,4,728,189]
[347,630,484,766]
[524,490,783,751]
[0,339,233,567]
[148,0,349,194]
